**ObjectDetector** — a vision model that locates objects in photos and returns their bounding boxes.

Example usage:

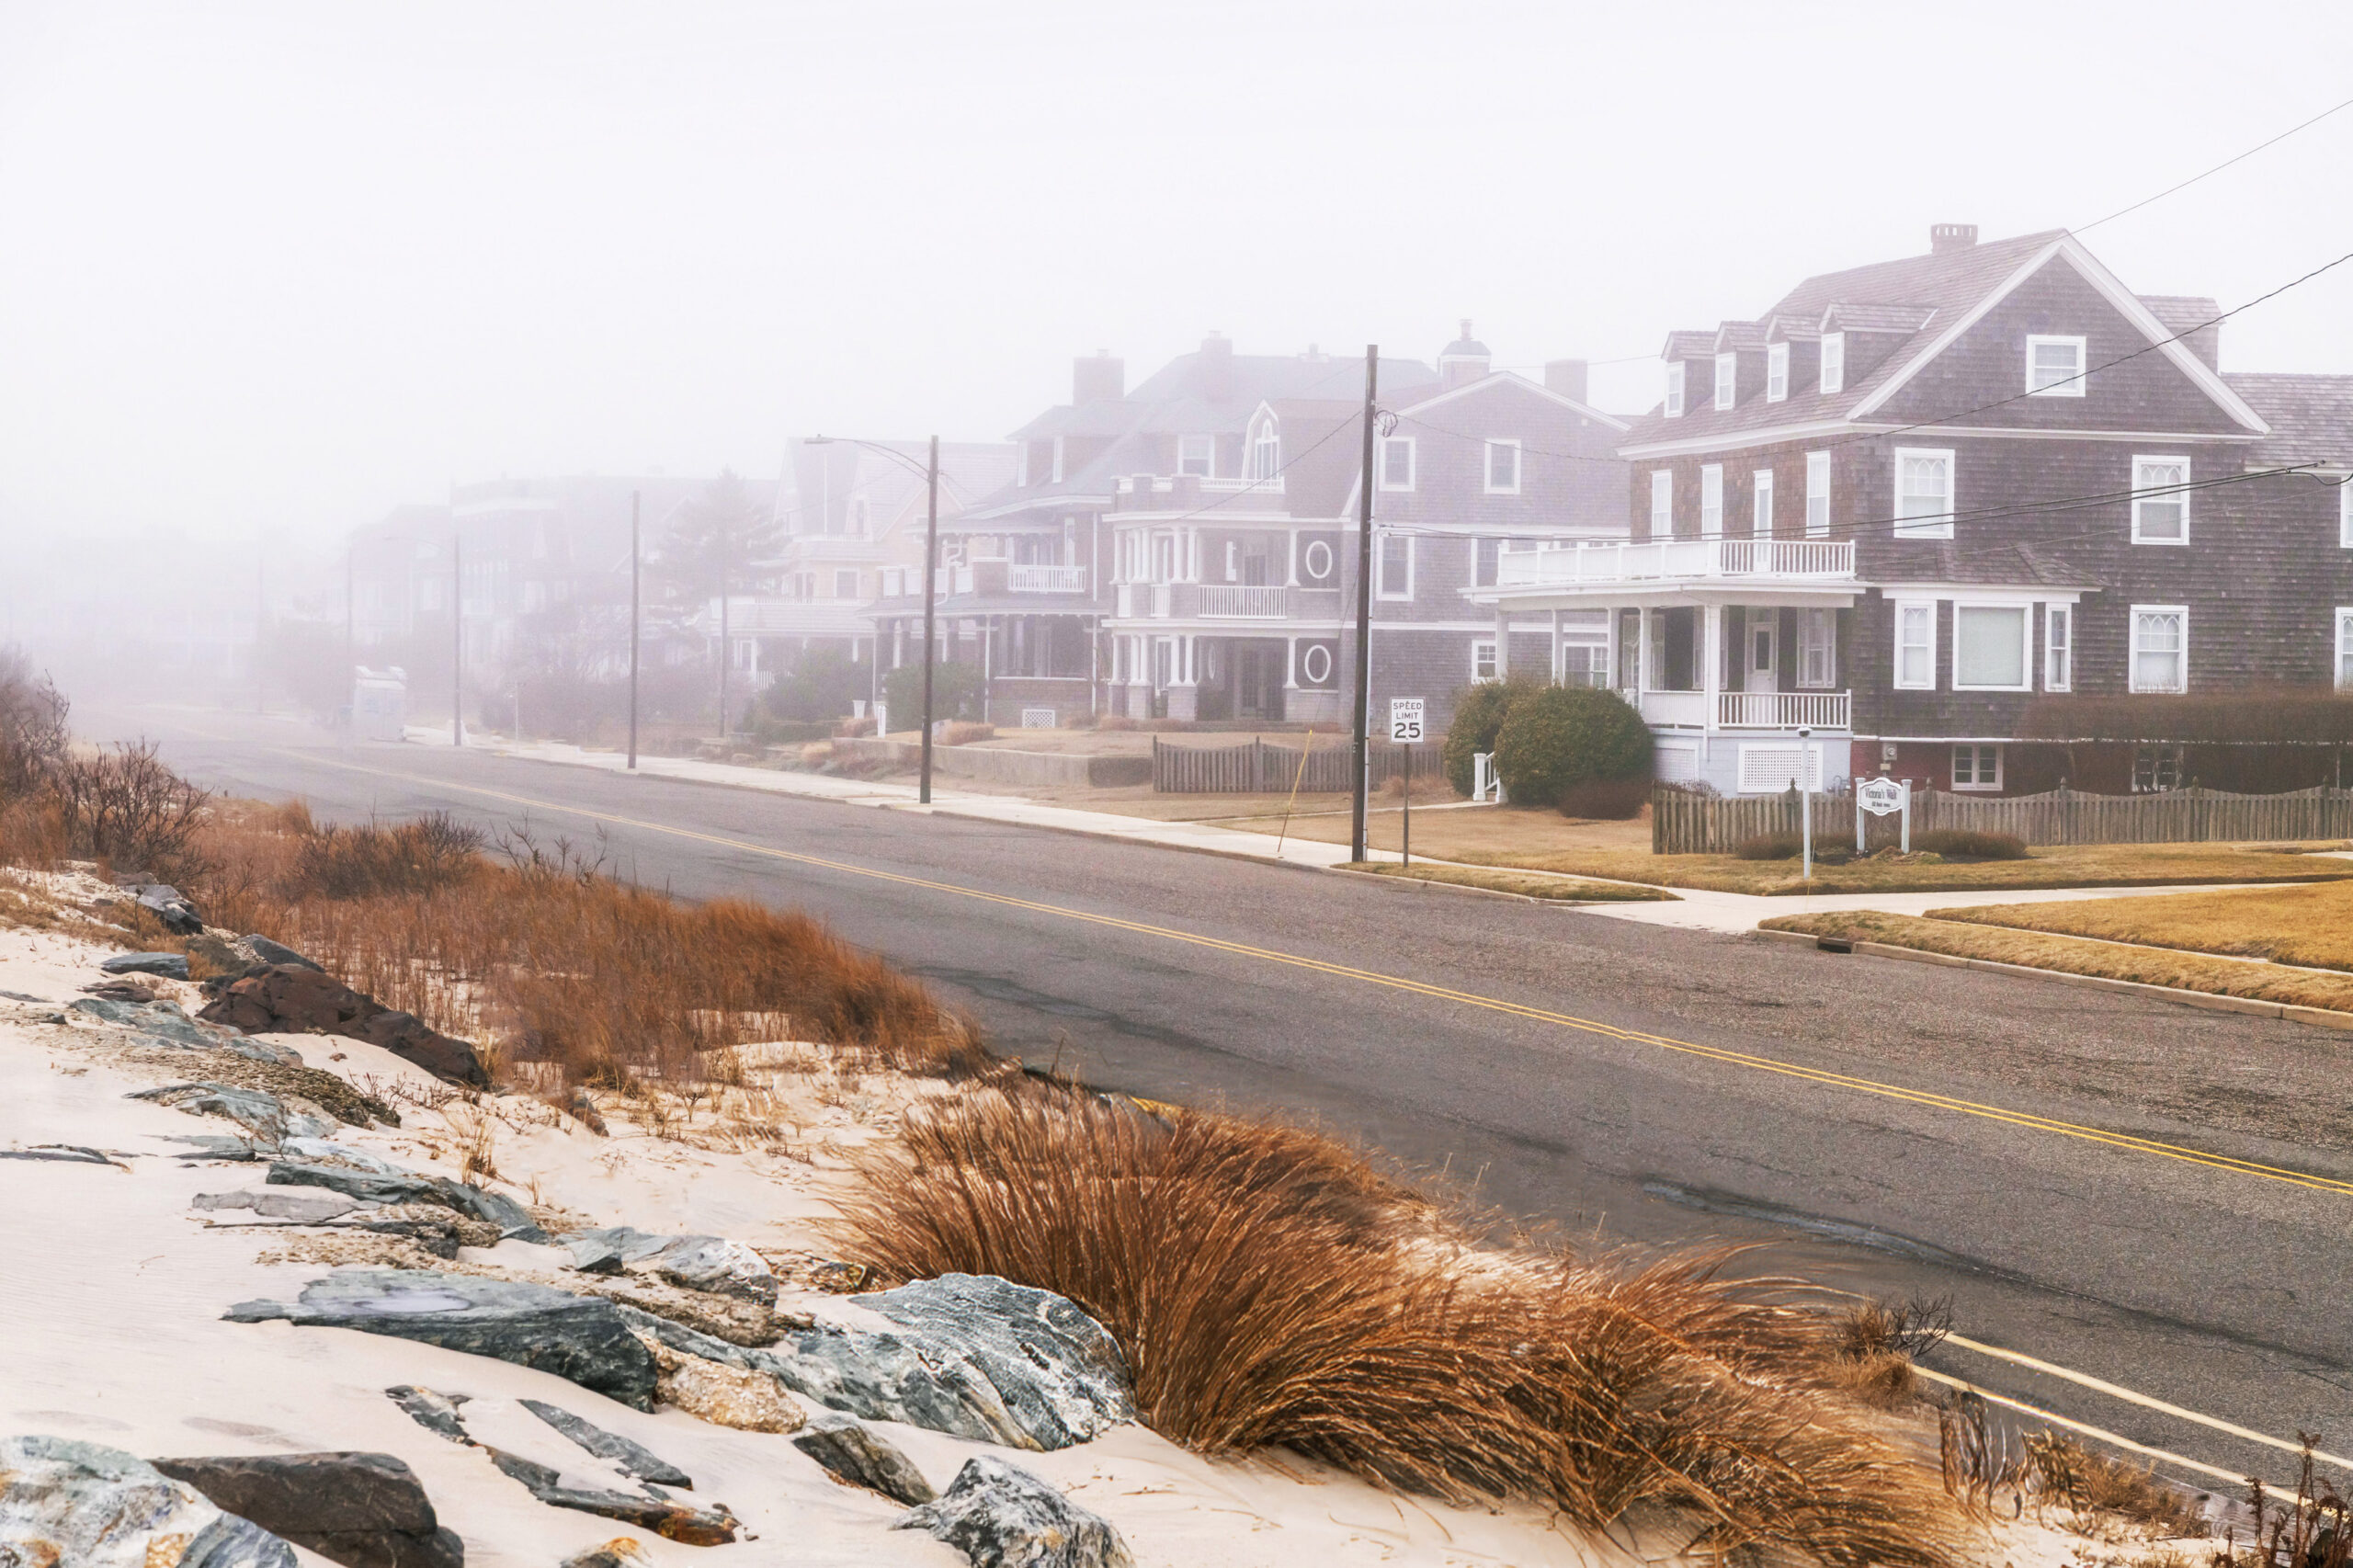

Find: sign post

[1856,775,1911,853]
[1797,726,1813,882]
[1389,699,1425,868]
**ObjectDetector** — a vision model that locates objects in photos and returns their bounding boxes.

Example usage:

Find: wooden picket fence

[1653,782,2353,854]
[1153,736,1414,793]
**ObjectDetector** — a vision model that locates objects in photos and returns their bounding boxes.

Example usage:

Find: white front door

[1746,608,1779,695]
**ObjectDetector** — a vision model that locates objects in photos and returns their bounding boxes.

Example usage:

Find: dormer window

[1380,436,1415,491]
[1767,343,1789,403]
[1178,435,1213,478]
[1665,362,1686,418]
[1249,418,1280,481]
[1713,353,1736,410]
[1819,334,1846,395]
[2027,335,2087,397]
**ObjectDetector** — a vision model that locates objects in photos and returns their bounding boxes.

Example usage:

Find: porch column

[1494,603,1510,676]
[1550,608,1563,687]
[1285,635,1300,689]
[1701,603,1722,732]
[1635,609,1650,705]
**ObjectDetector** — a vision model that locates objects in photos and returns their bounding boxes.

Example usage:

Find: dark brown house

[1474,224,2353,795]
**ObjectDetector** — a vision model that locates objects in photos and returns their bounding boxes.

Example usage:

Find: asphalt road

[119,711,2353,1492]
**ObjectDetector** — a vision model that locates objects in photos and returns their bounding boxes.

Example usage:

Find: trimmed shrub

[940,722,995,746]
[881,660,983,726]
[1440,678,1538,798]
[761,647,865,722]
[1911,828,2028,860]
[1733,831,1852,863]
[1556,776,1651,821]
[1491,686,1654,812]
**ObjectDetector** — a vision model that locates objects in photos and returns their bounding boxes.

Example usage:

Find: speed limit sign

[1388,698,1425,744]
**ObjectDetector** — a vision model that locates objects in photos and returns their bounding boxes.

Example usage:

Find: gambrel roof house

[1471,224,2353,797]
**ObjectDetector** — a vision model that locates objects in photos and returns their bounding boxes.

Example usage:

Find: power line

[2077,91,2353,235]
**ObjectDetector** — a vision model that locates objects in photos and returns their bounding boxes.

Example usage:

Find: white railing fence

[1495,538,1856,587]
[1007,563,1088,593]
[1197,585,1290,618]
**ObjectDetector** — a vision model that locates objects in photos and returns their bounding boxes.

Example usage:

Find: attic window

[1767,343,1789,403]
[1665,362,1686,418]
[1178,435,1213,478]
[2027,335,2087,397]
[1819,333,1846,395]
[1250,420,1280,482]
[1714,353,1736,411]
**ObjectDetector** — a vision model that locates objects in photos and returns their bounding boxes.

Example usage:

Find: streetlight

[806,435,941,804]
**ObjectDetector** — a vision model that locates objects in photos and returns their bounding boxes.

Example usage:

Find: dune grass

[837,1088,1968,1568]
[1934,879,2353,974]
[1759,909,2353,1016]
[1338,860,1679,902]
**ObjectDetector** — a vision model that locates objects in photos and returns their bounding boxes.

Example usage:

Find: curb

[1754,926,2353,1030]
[1320,866,1595,906]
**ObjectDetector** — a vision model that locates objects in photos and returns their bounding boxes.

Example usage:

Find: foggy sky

[6,0,2353,549]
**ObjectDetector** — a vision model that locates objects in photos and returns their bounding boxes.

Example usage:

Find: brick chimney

[1438,319,1491,391]
[1074,351,1123,405]
[1930,223,1978,255]
[1544,358,1588,403]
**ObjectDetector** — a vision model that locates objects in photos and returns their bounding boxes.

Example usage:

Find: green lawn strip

[1340,861,1679,903]
[1757,909,2353,1014]
[1449,847,2353,897]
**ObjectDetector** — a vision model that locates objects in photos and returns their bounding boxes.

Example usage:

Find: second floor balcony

[1114,582,1313,620]
[1495,538,1856,591]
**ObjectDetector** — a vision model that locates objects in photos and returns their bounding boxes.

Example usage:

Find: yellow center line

[275,747,2353,1201]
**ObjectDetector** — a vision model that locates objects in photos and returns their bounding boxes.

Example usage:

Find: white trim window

[1767,342,1789,403]
[1893,447,1956,538]
[2027,334,2088,397]
[1951,744,2003,791]
[1799,608,1836,687]
[1805,450,1831,538]
[1952,603,2031,691]
[1650,470,1672,539]
[2341,482,2352,547]
[1051,435,1066,482]
[1713,352,1736,410]
[2044,604,2072,691]
[1472,639,1500,682]
[1893,600,1936,689]
[2130,605,2188,693]
[1819,332,1846,395]
[1665,361,1686,418]
[2336,608,2353,689]
[1483,438,1521,494]
[1178,434,1213,478]
[1752,468,1774,537]
[1376,534,1414,600]
[1379,436,1415,491]
[1699,464,1723,539]
[2131,455,2190,544]
[833,568,859,598]
[1249,418,1279,481]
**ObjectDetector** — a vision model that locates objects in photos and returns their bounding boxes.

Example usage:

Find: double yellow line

[284,748,2353,1202]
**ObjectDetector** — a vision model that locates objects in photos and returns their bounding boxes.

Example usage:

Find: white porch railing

[1198,585,1290,618]
[1717,690,1850,729]
[1639,691,1708,727]
[1495,538,1855,587]
[1007,563,1088,593]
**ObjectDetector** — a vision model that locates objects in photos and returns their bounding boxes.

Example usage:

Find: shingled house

[1473,224,2353,795]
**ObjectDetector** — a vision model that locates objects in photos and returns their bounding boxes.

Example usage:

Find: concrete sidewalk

[410,729,2304,937]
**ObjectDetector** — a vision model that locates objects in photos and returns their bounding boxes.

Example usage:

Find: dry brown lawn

[1934,879,2353,973]
[1758,908,2353,1015]
[1338,860,1677,902]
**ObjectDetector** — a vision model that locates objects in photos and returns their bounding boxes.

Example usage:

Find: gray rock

[0,1435,297,1568]
[225,1270,660,1410]
[131,883,205,935]
[185,932,257,978]
[276,1140,409,1175]
[101,951,190,979]
[244,934,324,971]
[0,989,52,1003]
[558,1545,648,1568]
[772,1274,1133,1450]
[482,1449,737,1545]
[892,1455,1131,1568]
[385,1385,472,1444]
[73,994,237,1047]
[129,1082,335,1142]
[518,1401,690,1488]
[0,1144,125,1165]
[148,1450,461,1568]
[563,1228,775,1304]
[792,1418,936,1505]
[195,1187,365,1221]
[267,1160,548,1242]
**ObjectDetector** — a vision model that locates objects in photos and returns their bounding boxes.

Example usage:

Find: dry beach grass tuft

[837,1088,1970,1568]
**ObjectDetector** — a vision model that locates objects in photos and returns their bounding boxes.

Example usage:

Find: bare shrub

[51,741,210,875]
[2025,1431,2208,1536]
[939,721,995,746]
[287,812,487,899]
[0,648,69,801]
[837,1089,1964,1568]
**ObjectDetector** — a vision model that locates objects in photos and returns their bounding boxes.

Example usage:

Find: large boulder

[147,1451,460,1568]
[224,1271,660,1410]
[892,1455,1131,1568]
[243,934,322,972]
[198,966,485,1087]
[100,951,190,980]
[130,1082,335,1142]
[563,1227,776,1305]
[0,1435,296,1568]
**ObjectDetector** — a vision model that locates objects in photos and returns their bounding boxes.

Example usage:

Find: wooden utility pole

[1348,345,1379,863]
[451,534,463,747]
[628,490,640,770]
[717,506,730,744]
[919,435,940,804]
